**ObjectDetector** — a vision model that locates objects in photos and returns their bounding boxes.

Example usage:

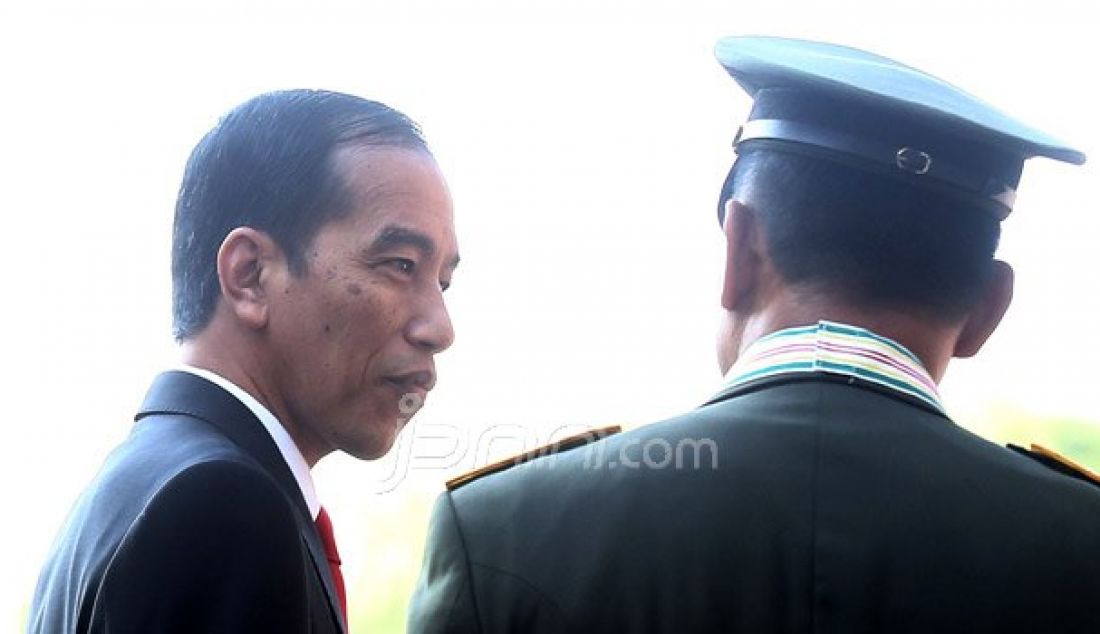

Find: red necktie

[315,506,348,627]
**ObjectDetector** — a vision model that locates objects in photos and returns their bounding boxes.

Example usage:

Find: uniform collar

[713,321,945,414]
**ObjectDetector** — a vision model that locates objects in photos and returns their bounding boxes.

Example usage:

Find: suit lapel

[302,519,348,633]
[136,371,347,633]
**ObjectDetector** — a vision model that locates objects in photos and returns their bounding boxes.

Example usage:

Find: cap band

[734,119,1015,220]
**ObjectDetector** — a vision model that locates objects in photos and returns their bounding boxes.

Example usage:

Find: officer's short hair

[730,150,1001,322]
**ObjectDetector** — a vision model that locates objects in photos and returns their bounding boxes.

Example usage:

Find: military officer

[408,36,1100,633]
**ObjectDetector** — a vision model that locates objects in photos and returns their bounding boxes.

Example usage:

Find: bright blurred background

[1,0,1097,631]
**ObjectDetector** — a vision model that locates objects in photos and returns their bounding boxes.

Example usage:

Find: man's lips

[384,370,436,396]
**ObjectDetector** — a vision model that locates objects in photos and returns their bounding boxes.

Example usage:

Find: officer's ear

[953,259,1014,358]
[721,200,765,312]
[216,227,281,331]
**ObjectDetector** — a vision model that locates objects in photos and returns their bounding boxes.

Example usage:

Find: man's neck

[735,294,963,383]
[179,325,328,467]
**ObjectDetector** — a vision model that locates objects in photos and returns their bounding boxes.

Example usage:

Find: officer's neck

[735,289,964,384]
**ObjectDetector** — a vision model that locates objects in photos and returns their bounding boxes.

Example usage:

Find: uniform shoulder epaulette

[446,425,622,491]
[1008,443,1100,489]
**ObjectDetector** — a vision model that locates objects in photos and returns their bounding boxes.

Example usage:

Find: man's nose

[406,292,455,354]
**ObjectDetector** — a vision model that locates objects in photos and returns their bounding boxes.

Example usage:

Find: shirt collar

[175,364,321,520]
[719,320,945,414]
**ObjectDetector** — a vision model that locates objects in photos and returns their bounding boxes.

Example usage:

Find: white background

[2,0,1097,628]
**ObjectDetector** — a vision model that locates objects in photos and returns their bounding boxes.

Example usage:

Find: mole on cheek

[324,324,331,333]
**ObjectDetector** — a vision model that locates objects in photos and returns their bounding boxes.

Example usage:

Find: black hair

[727,149,1001,321]
[171,89,429,340]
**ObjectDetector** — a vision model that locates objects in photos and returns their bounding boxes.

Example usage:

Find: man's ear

[953,259,1014,358]
[721,200,764,311]
[216,227,280,330]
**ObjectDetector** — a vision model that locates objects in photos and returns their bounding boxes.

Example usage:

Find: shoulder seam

[442,492,485,633]
[446,425,621,491]
[1008,443,1100,489]
[469,561,568,622]
[808,380,825,634]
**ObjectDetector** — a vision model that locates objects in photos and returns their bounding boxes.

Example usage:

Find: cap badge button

[896,147,933,175]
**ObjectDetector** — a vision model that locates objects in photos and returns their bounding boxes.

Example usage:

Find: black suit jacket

[408,375,1100,633]
[29,371,346,634]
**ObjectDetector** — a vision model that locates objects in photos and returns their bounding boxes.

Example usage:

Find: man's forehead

[332,146,454,223]
[333,144,439,184]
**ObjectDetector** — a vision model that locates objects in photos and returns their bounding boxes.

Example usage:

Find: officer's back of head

[711,36,1082,378]
[726,149,1000,320]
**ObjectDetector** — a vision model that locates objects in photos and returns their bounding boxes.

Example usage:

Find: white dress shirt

[176,364,320,520]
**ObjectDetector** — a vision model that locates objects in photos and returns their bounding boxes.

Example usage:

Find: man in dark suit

[407,37,1100,633]
[30,90,460,633]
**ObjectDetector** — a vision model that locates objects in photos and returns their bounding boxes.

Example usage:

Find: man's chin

[340,416,407,461]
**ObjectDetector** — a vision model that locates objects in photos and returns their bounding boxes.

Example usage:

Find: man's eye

[387,259,416,275]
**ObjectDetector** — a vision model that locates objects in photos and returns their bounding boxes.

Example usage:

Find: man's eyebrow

[365,225,461,269]
[367,225,436,257]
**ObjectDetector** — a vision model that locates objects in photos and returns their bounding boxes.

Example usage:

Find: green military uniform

[409,322,1100,633]
[409,37,1100,633]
